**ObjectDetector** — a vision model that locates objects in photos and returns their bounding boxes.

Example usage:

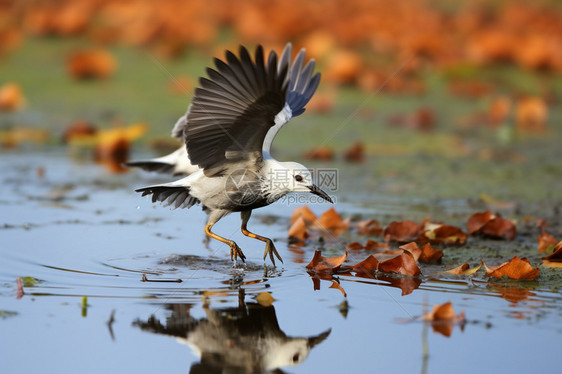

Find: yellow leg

[204,223,246,262]
[240,211,283,265]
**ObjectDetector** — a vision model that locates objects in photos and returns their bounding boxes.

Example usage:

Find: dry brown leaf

[351,255,379,273]
[315,207,350,233]
[420,223,467,245]
[346,241,364,250]
[378,251,421,276]
[356,219,383,236]
[67,48,117,80]
[0,82,25,111]
[304,146,334,160]
[484,256,540,280]
[383,220,422,243]
[364,239,389,251]
[440,261,483,276]
[306,250,348,272]
[467,210,516,239]
[288,216,309,242]
[516,96,548,132]
[418,243,443,263]
[343,141,365,163]
[537,228,559,254]
[398,242,421,261]
[543,241,562,265]
[290,206,317,224]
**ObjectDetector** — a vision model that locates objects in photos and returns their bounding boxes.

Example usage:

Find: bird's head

[264,160,333,203]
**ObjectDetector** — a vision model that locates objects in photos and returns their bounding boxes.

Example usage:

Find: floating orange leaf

[346,242,364,250]
[306,250,347,272]
[421,302,465,337]
[288,216,309,242]
[356,219,383,236]
[484,256,540,280]
[440,261,483,276]
[364,239,389,251]
[0,82,25,111]
[290,206,317,224]
[543,241,562,268]
[63,120,98,143]
[383,220,422,243]
[304,146,334,160]
[343,141,365,163]
[420,223,467,245]
[467,210,516,239]
[67,48,117,80]
[515,97,547,132]
[398,242,421,261]
[351,255,380,274]
[315,207,350,233]
[418,243,443,263]
[378,251,421,276]
[537,228,558,254]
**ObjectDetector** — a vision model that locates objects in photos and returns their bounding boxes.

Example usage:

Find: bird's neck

[260,157,292,203]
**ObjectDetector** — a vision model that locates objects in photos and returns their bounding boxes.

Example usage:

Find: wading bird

[134,43,332,265]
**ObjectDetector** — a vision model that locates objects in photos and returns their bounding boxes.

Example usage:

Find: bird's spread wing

[184,43,320,175]
[262,44,320,155]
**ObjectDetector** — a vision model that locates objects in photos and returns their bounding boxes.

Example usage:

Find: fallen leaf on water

[315,207,350,233]
[364,239,389,251]
[346,241,364,250]
[351,255,379,274]
[0,82,25,111]
[398,242,421,261]
[378,251,421,276]
[537,228,559,254]
[542,241,562,267]
[440,261,483,276]
[421,302,466,337]
[343,141,365,163]
[356,219,383,236]
[484,256,540,280]
[418,243,443,263]
[467,210,516,239]
[383,220,422,243]
[67,48,117,80]
[255,292,275,307]
[290,205,316,224]
[63,119,98,143]
[304,146,334,160]
[420,222,467,245]
[288,216,309,243]
[515,96,548,132]
[306,250,347,272]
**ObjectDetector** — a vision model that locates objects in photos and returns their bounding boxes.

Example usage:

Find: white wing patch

[263,103,293,156]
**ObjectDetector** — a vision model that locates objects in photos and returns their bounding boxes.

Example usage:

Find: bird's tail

[125,146,197,176]
[135,180,200,209]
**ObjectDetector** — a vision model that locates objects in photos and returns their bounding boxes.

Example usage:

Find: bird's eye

[292,353,300,363]
[294,175,303,182]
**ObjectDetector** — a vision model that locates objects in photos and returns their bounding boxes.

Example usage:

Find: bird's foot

[230,242,246,263]
[263,239,283,266]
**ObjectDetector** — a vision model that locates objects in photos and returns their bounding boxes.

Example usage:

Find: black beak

[307,329,332,348]
[308,184,333,203]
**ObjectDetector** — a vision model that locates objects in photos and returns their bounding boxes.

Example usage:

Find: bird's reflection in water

[134,290,331,373]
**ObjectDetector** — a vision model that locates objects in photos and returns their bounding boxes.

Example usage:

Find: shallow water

[1,149,561,374]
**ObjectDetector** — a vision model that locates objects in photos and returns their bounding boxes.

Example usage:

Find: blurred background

[0,0,560,200]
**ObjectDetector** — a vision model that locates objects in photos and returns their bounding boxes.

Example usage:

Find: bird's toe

[264,240,283,266]
[230,243,246,262]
